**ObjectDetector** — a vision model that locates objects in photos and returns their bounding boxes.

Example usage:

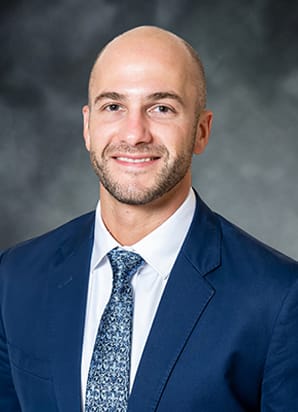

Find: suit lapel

[48,213,95,412]
[128,194,221,412]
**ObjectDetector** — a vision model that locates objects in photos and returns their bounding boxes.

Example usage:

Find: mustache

[103,143,168,157]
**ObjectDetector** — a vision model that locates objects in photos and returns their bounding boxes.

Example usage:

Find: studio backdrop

[1,0,297,259]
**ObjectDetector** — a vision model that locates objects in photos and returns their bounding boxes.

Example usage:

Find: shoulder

[209,212,298,301]
[0,211,95,269]
[191,192,297,286]
[216,212,297,268]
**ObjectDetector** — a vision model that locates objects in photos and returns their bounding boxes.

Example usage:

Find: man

[0,26,298,412]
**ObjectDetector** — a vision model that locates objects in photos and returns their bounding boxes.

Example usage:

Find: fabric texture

[85,247,144,412]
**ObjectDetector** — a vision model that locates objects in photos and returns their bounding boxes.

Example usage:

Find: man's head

[83,26,212,207]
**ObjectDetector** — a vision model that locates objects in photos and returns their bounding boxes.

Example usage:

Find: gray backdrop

[1,0,297,259]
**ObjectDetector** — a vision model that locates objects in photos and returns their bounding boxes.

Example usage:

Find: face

[83,33,212,206]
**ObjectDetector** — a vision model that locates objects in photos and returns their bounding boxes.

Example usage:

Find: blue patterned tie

[85,247,144,412]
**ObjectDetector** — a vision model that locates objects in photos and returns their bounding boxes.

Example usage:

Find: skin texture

[82,26,213,245]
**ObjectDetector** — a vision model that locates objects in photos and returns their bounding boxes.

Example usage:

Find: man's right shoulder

[0,211,95,267]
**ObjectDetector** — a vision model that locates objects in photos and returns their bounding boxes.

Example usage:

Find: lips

[105,144,166,164]
[115,156,158,163]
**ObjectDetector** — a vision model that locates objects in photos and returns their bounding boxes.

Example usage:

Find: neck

[100,183,191,246]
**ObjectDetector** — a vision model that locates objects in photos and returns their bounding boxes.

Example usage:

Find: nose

[121,109,152,145]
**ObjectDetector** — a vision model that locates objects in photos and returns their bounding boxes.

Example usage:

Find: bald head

[88,26,207,112]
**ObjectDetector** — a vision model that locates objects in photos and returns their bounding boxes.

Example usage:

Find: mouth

[115,156,159,163]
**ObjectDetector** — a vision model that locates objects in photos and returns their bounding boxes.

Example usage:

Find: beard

[90,138,196,206]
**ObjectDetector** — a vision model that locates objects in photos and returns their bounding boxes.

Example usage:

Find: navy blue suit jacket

[1,193,298,411]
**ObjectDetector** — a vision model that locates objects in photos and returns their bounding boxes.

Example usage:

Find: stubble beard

[90,139,196,206]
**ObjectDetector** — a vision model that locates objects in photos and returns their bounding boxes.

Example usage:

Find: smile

[115,157,157,163]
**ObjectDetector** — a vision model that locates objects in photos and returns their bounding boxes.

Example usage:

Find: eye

[149,104,176,118]
[154,105,172,113]
[105,103,121,112]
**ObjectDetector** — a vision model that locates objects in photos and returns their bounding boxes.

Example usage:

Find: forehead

[89,36,196,101]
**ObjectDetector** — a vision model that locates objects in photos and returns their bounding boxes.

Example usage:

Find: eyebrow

[94,92,126,106]
[93,91,184,107]
[147,92,184,107]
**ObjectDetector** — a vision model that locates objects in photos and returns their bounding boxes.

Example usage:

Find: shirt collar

[91,189,196,279]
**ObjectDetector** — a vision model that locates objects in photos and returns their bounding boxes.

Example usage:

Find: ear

[82,105,91,151]
[193,110,213,155]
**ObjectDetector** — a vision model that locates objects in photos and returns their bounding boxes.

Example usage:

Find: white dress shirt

[81,189,196,408]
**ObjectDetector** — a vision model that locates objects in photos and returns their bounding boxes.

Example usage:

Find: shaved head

[88,26,207,113]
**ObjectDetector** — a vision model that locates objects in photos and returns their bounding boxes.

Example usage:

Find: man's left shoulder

[215,212,298,281]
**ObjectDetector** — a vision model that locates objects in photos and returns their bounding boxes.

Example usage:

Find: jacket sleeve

[0,252,22,411]
[261,277,298,411]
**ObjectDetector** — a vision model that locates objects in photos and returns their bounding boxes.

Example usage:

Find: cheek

[151,122,182,143]
[87,122,114,151]
[158,125,194,156]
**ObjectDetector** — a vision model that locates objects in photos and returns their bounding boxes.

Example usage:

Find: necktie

[85,247,144,412]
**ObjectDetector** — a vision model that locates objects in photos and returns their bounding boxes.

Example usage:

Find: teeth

[117,157,153,163]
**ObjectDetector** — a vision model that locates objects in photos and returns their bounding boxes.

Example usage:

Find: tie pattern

[85,247,144,412]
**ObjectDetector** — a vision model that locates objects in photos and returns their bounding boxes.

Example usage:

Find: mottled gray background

[1,0,297,259]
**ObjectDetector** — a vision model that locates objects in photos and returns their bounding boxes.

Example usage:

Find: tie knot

[107,247,144,281]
